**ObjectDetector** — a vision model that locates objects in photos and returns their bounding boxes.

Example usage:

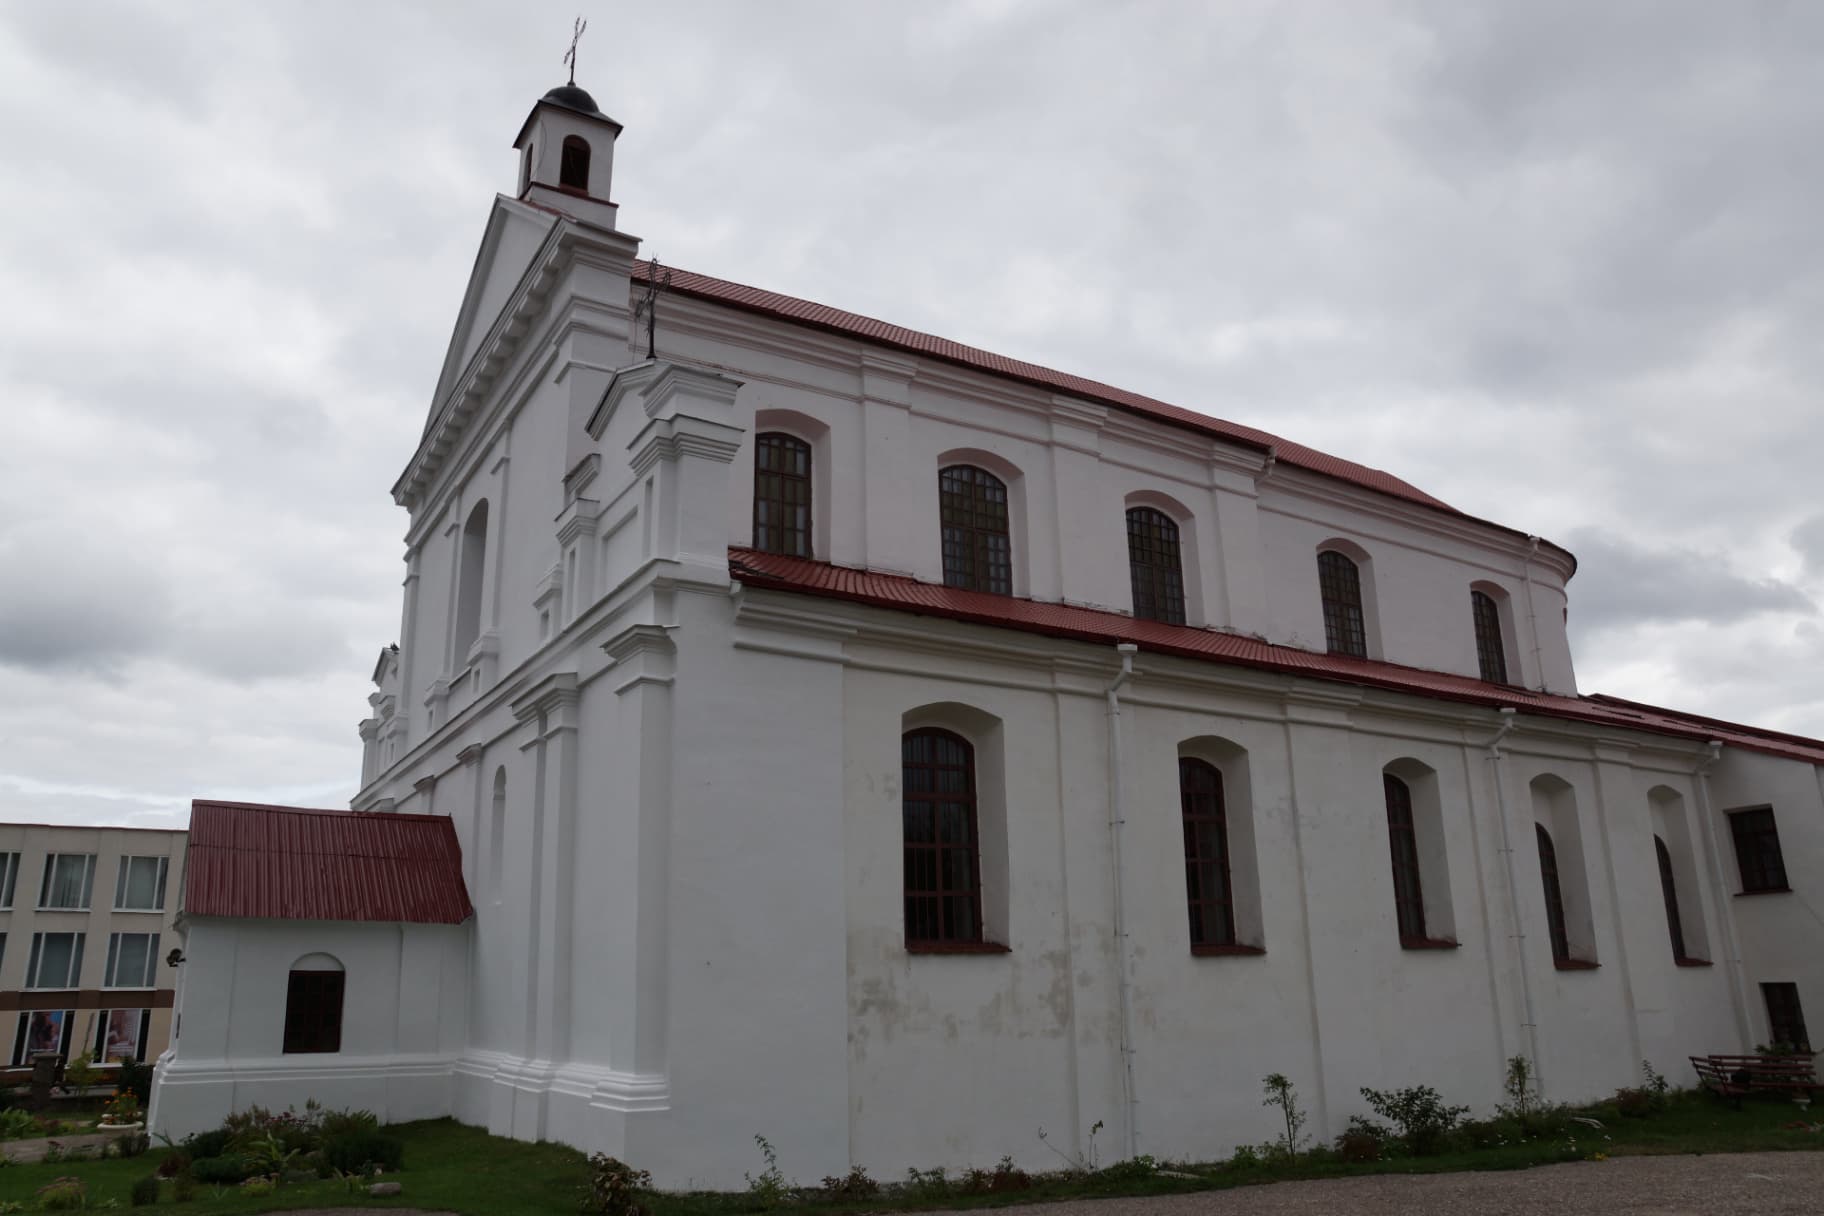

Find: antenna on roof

[563,16,587,86]
[634,259,673,360]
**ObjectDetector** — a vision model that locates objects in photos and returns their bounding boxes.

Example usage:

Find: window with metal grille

[1655,836,1690,961]
[39,854,95,910]
[283,969,346,1054]
[939,465,1011,594]
[1536,825,1572,965]
[753,433,813,557]
[1472,590,1509,684]
[1127,507,1186,625]
[902,729,983,946]
[1181,758,1236,949]
[1385,774,1427,942]
[559,135,590,191]
[114,856,168,911]
[1317,550,1367,657]
[1761,982,1811,1052]
[103,932,160,988]
[1728,807,1789,893]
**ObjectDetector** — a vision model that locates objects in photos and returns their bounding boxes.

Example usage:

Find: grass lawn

[0,1092,1815,1214]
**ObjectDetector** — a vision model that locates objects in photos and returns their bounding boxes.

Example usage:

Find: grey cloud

[1792,516,1824,577]
[1564,528,1814,634]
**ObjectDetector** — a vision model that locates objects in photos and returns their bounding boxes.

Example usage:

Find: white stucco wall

[150,918,469,1138]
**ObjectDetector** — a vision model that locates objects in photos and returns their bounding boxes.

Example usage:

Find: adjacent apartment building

[0,824,186,1075]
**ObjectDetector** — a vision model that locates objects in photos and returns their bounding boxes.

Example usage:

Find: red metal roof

[184,801,473,925]
[636,261,1573,571]
[729,548,1824,766]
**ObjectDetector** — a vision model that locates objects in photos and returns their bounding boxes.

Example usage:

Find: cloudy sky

[2,1,1820,828]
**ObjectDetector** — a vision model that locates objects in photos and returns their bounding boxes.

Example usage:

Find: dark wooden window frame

[752,432,813,557]
[1761,981,1811,1052]
[1126,506,1187,625]
[282,969,346,1054]
[1728,807,1790,894]
[1536,824,1594,969]
[1182,758,1258,954]
[559,135,591,192]
[1471,589,1510,685]
[1384,774,1455,948]
[939,465,1013,595]
[1654,834,1707,964]
[1317,549,1368,658]
[902,728,994,951]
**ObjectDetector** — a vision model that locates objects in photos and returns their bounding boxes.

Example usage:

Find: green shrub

[582,1154,651,1216]
[190,1153,256,1184]
[240,1176,275,1196]
[182,1128,233,1160]
[322,1130,405,1175]
[1336,1124,1382,1162]
[116,1059,155,1107]
[130,1173,161,1206]
[818,1165,880,1200]
[36,1177,87,1211]
[0,1109,38,1140]
[155,1149,191,1178]
[317,1107,379,1141]
[1360,1085,1470,1156]
[171,1172,197,1203]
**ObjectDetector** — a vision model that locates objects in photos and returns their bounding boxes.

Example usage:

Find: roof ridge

[189,799,451,825]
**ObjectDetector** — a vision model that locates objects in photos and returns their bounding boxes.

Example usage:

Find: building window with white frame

[11,1010,74,1065]
[39,854,96,910]
[114,856,169,911]
[0,853,18,908]
[95,1009,152,1064]
[103,933,160,989]
[25,932,85,989]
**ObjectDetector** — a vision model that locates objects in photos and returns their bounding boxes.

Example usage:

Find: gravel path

[924,1151,1824,1216]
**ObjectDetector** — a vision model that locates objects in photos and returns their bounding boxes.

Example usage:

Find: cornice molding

[510,670,581,729]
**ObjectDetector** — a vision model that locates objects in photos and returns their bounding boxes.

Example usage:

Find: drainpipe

[1691,741,1754,1047]
[1484,708,1542,1086]
[1105,643,1139,1162]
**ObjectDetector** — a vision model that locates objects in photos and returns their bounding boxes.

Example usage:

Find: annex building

[148,81,1822,1188]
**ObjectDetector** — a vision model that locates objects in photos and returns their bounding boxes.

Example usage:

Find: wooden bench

[1691,1053,1819,1104]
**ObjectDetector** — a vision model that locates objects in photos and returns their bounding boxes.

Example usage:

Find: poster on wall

[11,1009,70,1066]
[98,1009,150,1064]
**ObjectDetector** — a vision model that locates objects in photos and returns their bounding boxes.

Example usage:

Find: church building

[148,80,1822,1188]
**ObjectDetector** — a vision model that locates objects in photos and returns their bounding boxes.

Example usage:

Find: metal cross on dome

[563,16,587,86]
[634,259,673,360]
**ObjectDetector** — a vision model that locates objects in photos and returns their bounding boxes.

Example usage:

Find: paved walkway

[1,1131,122,1164]
[925,1151,1824,1216]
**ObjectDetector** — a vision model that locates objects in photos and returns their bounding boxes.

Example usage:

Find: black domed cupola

[512,81,625,229]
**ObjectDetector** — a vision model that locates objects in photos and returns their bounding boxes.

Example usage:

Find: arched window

[282,954,345,1054]
[752,433,812,557]
[1654,835,1688,962]
[1180,758,1235,949]
[902,729,982,946]
[1384,774,1426,942]
[1317,550,1367,658]
[939,465,1011,594]
[1472,590,1509,684]
[560,136,591,191]
[454,500,488,665]
[1535,824,1571,966]
[1126,507,1186,625]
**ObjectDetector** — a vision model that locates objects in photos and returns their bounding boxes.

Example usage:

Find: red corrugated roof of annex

[728,547,1824,766]
[185,801,473,925]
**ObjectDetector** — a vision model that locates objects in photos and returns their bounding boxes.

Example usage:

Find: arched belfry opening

[560,136,591,192]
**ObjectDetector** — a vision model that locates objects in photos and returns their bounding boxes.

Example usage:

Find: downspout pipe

[1522,537,1545,687]
[1105,643,1139,1162]
[1691,740,1754,1047]
[1484,708,1542,1085]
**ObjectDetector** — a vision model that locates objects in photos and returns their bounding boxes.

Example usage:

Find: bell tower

[513,83,623,230]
